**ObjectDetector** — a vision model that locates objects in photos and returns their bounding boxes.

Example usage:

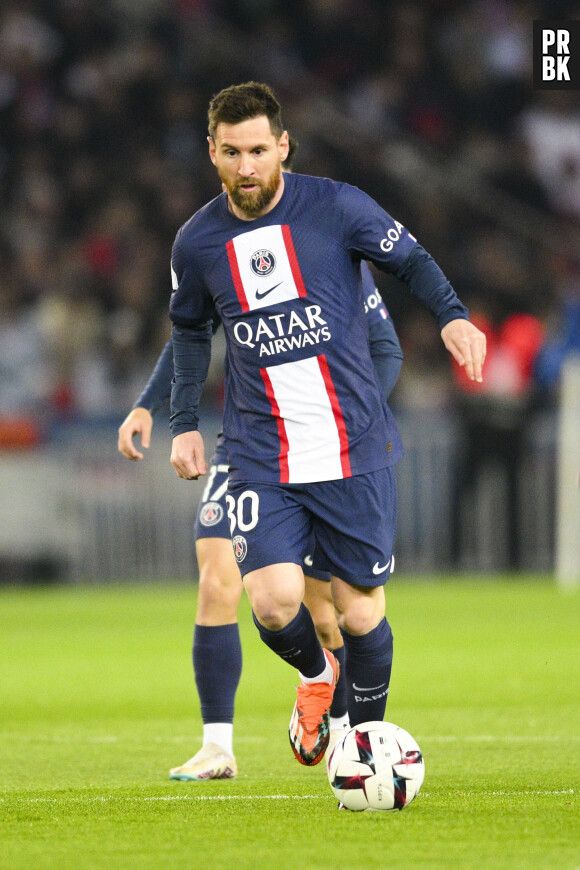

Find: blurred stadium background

[0,0,579,585]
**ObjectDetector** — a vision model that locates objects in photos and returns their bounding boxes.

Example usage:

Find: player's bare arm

[171,430,207,479]
[441,318,487,383]
[118,407,153,461]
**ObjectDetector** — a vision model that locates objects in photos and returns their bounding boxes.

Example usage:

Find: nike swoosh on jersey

[255,281,283,300]
[352,683,387,692]
[372,560,391,575]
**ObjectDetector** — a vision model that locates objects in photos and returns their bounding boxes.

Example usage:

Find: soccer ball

[326,721,425,812]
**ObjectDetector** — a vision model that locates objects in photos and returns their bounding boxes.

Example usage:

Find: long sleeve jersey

[135,262,402,415]
[169,173,467,485]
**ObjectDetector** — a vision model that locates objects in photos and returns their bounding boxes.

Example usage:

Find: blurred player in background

[118,138,404,780]
[169,82,485,770]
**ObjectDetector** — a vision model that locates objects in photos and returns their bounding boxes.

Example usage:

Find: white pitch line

[418,735,580,743]
[0,794,331,804]
[418,789,576,798]
[453,789,576,797]
[4,734,578,746]
[0,789,574,805]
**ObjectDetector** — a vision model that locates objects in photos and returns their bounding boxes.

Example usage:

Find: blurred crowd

[1,0,580,445]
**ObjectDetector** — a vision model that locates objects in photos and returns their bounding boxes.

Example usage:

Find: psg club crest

[232,535,248,563]
[250,249,276,277]
[199,502,224,527]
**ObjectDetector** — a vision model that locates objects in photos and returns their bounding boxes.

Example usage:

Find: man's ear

[208,135,217,165]
[279,130,289,163]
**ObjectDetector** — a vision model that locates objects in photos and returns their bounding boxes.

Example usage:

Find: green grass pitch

[1,576,578,870]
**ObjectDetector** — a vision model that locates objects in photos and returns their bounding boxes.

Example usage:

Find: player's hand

[171,430,207,479]
[441,318,487,383]
[117,407,153,460]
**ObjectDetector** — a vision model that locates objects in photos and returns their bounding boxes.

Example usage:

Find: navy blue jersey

[135,261,400,415]
[169,173,467,485]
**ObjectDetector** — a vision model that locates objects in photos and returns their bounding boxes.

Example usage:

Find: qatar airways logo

[233,304,331,358]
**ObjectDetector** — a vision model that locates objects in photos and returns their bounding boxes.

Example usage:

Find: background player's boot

[288,650,339,766]
[169,742,237,781]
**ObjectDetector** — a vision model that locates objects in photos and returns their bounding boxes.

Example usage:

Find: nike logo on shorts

[255,281,283,300]
[372,560,391,575]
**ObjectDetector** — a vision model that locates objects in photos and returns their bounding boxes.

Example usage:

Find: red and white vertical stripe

[261,355,351,483]
[226,224,306,312]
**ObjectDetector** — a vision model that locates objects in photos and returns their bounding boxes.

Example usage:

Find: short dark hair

[208,81,284,140]
[283,136,298,171]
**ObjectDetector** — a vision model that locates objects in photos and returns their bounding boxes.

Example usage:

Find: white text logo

[233,304,331,357]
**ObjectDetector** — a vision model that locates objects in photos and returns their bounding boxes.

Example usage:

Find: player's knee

[335,600,383,636]
[333,581,385,636]
[252,605,290,631]
[250,590,301,632]
[199,569,226,600]
[198,568,241,613]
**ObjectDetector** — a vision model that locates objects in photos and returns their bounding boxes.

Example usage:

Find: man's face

[209,116,289,219]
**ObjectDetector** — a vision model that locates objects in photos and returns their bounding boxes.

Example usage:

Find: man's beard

[224,164,282,217]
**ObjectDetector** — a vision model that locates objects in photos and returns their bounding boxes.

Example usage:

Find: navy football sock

[341,617,393,727]
[329,645,348,718]
[252,603,326,677]
[193,623,242,724]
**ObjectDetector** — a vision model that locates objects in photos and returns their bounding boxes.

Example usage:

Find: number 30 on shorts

[225,490,260,536]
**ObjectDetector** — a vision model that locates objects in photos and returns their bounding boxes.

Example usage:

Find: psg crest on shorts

[199,502,224,527]
[232,535,247,563]
[250,249,276,277]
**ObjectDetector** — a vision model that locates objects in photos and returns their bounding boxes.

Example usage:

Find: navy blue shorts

[226,467,397,588]
[195,443,331,579]
[194,443,231,540]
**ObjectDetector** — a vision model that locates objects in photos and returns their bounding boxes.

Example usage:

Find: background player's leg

[170,537,243,781]
[195,536,244,751]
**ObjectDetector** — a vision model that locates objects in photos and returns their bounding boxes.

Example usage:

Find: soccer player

[169,82,485,768]
[118,259,402,780]
[118,144,404,780]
